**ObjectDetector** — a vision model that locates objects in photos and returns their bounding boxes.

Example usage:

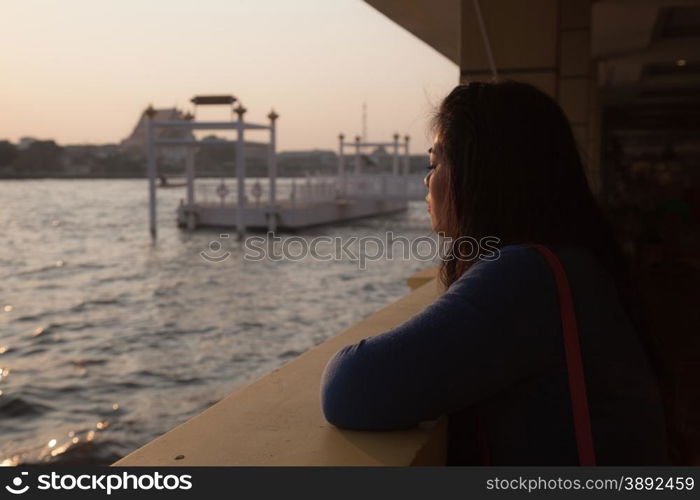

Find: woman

[320,81,669,465]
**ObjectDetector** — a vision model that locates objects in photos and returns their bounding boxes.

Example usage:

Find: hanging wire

[473,0,498,79]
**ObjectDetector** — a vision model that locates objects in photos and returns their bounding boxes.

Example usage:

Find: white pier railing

[342,174,426,201]
[145,97,427,237]
[192,174,427,208]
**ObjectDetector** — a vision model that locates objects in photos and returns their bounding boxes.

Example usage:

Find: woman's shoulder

[454,243,551,286]
[457,243,603,283]
[448,243,611,309]
[446,243,558,309]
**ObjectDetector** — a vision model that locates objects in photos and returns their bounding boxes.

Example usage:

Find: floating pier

[145,95,426,237]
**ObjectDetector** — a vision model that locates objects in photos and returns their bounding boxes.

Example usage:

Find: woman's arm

[320,245,561,430]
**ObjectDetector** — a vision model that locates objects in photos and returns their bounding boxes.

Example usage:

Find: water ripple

[0,179,433,465]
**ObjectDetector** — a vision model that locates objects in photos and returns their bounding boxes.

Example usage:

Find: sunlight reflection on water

[0,179,434,465]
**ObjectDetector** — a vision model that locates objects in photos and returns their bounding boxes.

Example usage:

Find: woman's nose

[424,171,432,188]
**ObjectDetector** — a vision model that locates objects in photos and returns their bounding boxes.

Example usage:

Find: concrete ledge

[114,272,444,466]
[406,267,439,290]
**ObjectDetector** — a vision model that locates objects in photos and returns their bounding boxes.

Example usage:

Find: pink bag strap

[527,244,597,466]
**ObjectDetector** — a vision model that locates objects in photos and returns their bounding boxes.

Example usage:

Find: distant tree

[0,140,18,166]
[13,140,64,175]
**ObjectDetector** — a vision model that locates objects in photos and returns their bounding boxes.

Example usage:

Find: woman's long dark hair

[433,81,622,285]
[432,79,672,457]
[432,80,661,376]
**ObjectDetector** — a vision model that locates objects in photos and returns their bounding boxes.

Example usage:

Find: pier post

[403,135,410,175]
[338,133,345,197]
[235,105,247,240]
[392,133,399,176]
[305,171,312,204]
[146,105,157,239]
[354,135,362,175]
[267,110,279,234]
[403,135,410,199]
[185,147,196,230]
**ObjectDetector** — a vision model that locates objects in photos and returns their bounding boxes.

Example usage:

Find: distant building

[200,134,228,144]
[17,137,37,150]
[277,150,337,175]
[60,144,121,176]
[120,107,194,164]
[277,150,336,164]
[64,144,119,159]
[193,138,270,177]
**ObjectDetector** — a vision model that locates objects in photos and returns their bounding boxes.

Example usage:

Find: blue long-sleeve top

[320,244,669,465]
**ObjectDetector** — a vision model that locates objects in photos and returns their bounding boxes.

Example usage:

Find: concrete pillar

[557,0,600,195]
[459,0,601,195]
[460,0,559,95]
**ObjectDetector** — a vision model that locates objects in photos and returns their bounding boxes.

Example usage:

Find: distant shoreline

[0,173,338,180]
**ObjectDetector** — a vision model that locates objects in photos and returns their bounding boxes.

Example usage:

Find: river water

[0,179,434,465]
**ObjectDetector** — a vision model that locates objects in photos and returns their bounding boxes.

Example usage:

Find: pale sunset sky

[0,0,459,152]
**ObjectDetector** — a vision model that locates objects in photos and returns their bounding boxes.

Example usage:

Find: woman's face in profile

[425,137,448,232]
